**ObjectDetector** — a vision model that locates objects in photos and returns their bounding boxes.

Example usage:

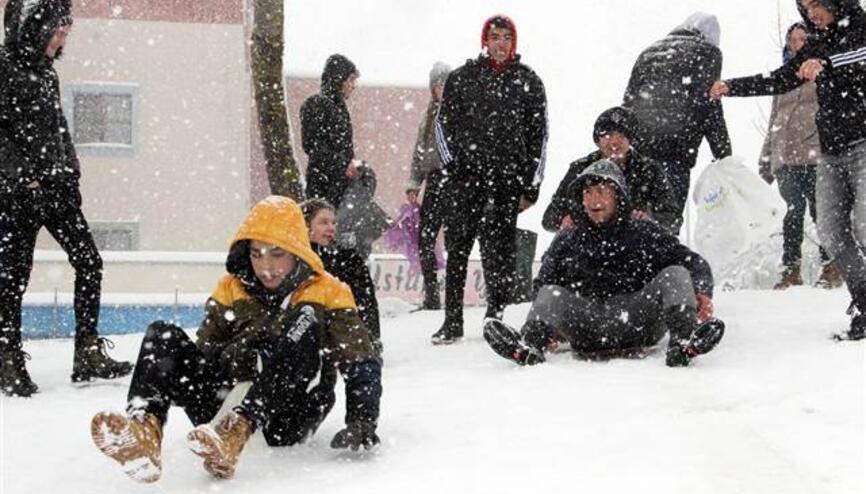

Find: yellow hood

[229,196,325,275]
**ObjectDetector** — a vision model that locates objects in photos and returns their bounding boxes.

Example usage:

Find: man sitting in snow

[89,197,382,483]
[484,159,724,367]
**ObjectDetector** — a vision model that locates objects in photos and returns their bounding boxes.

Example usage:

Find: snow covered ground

[2,288,863,494]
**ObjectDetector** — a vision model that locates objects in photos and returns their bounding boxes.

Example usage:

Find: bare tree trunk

[250,0,304,200]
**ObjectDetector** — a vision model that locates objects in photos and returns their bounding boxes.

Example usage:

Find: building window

[63,83,139,156]
[90,221,139,251]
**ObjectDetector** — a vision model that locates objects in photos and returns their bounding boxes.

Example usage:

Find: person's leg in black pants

[0,189,41,395]
[126,321,229,426]
[659,158,691,234]
[36,192,131,380]
[419,170,447,309]
[39,194,103,342]
[0,189,40,354]
[435,176,483,342]
[478,186,520,320]
[777,167,810,268]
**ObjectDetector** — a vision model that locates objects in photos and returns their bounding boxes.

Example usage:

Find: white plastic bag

[692,156,788,289]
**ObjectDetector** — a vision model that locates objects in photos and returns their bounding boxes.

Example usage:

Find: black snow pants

[127,321,327,446]
[419,170,447,294]
[0,185,102,352]
[443,176,521,325]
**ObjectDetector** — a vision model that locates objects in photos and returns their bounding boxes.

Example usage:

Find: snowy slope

[2,288,863,494]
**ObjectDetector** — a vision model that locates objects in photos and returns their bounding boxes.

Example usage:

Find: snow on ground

[1,288,864,494]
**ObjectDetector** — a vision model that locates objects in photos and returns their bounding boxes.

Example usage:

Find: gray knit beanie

[429,61,451,89]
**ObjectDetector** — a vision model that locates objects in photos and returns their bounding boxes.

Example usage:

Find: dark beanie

[803,0,861,21]
[593,106,636,143]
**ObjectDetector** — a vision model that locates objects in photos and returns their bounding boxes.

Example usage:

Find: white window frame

[63,82,140,157]
[89,221,140,251]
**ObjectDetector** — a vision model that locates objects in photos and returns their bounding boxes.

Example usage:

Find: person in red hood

[432,15,548,344]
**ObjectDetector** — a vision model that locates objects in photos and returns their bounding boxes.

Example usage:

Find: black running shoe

[483,319,544,366]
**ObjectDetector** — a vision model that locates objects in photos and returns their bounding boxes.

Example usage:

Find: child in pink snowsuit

[383,188,443,275]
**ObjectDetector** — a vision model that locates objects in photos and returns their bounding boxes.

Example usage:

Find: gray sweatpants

[816,140,866,300]
[526,266,697,351]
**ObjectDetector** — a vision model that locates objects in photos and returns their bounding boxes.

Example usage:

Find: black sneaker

[431,318,463,345]
[688,318,726,356]
[666,318,725,367]
[483,318,545,366]
[0,350,39,397]
[72,337,134,383]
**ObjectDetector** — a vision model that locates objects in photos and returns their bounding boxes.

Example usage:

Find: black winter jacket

[300,55,356,208]
[435,55,547,202]
[0,0,79,194]
[312,241,380,340]
[623,29,732,168]
[541,149,678,232]
[725,2,866,157]
[535,163,713,301]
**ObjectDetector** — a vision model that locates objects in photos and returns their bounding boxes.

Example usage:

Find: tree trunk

[250,0,304,200]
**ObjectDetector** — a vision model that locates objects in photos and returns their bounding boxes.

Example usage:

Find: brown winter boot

[90,411,163,483]
[187,411,253,480]
[816,262,844,289]
[774,264,803,290]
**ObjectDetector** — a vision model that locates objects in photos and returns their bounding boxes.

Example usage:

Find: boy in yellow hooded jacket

[89,196,382,483]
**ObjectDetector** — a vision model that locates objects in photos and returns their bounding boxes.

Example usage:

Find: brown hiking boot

[187,411,253,479]
[816,262,844,289]
[774,264,802,290]
[91,411,162,483]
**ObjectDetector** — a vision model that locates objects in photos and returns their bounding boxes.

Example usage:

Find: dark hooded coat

[0,0,78,197]
[300,54,357,208]
[334,163,391,258]
[541,149,678,233]
[535,160,714,301]
[623,16,732,169]
[726,0,866,156]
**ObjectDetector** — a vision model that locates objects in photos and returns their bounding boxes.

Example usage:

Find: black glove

[330,421,380,451]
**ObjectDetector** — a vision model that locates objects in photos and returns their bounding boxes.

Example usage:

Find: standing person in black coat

[711,0,866,341]
[0,0,131,397]
[623,12,732,232]
[432,15,548,344]
[300,54,360,209]
[409,61,451,310]
[542,106,678,233]
[484,160,725,367]
[302,198,382,354]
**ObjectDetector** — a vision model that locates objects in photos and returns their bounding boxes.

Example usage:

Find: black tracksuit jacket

[725,2,866,157]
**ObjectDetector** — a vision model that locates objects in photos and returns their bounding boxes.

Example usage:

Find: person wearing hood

[623,12,732,232]
[755,22,840,290]
[302,197,382,354]
[541,106,679,234]
[711,0,866,341]
[409,61,451,310]
[0,0,131,397]
[90,197,383,483]
[432,15,548,344]
[300,53,360,209]
[484,160,724,368]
